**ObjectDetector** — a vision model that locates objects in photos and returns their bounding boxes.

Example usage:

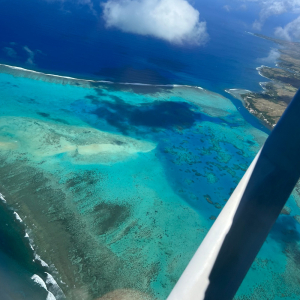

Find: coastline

[226,83,276,130]
[227,34,300,129]
[225,89,250,106]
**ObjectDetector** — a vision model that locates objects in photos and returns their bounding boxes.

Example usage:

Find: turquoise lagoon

[0,65,300,300]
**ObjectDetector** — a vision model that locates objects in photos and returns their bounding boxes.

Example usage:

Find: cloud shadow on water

[77,93,238,135]
[89,97,200,134]
[92,67,173,94]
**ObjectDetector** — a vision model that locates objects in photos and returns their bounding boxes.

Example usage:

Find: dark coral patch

[36,112,69,124]
[270,216,300,245]
[280,206,291,215]
[93,202,130,235]
[85,95,100,104]
[204,194,213,204]
[37,112,50,118]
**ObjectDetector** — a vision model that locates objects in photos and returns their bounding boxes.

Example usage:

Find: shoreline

[226,86,275,130]
[227,34,300,129]
[225,89,250,106]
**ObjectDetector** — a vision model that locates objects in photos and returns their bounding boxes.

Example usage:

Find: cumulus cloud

[102,0,209,45]
[275,15,300,40]
[253,1,287,30]
[246,0,300,30]
[23,46,36,65]
[3,47,18,59]
[257,49,280,63]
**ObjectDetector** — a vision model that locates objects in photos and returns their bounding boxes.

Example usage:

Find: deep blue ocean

[0,0,275,92]
[0,0,277,138]
[1,0,298,299]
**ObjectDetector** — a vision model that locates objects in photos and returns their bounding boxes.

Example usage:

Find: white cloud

[223,3,247,12]
[46,0,92,4]
[102,0,209,45]
[73,0,96,13]
[238,4,247,10]
[243,0,300,30]
[23,46,36,65]
[253,1,289,30]
[275,15,300,40]
[257,48,280,63]
[45,0,96,15]
[223,5,231,12]
[252,19,263,30]
[3,47,18,59]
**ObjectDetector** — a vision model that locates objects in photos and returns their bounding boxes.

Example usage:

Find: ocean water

[0,197,49,300]
[1,0,300,299]
[0,0,276,142]
[0,65,300,300]
[0,0,276,93]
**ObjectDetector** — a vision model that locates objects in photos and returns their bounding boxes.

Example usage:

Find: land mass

[227,34,300,129]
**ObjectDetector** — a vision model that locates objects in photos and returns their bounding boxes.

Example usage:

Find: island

[227,34,300,129]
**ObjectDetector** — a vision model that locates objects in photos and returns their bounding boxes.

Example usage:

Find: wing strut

[167,89,300,300]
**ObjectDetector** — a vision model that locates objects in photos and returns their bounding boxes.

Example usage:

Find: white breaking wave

[259,82,268,91]
[46,292,57,300]
[13,211,23,222]
[46,272,66,300]
[0,63,112,83]
[0,190,64,299]
[226,89,251,92]
[45,272,58,286]
[0,192,6,203]
[35,254,50,268]
[0,63,205,90]
[31,274,48,290]
[256,65,270,80]
[224,89,251,104]
[31,274,57,300]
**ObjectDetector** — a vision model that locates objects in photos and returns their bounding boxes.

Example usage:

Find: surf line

[0,191,66,300]
[0,63,204,90]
